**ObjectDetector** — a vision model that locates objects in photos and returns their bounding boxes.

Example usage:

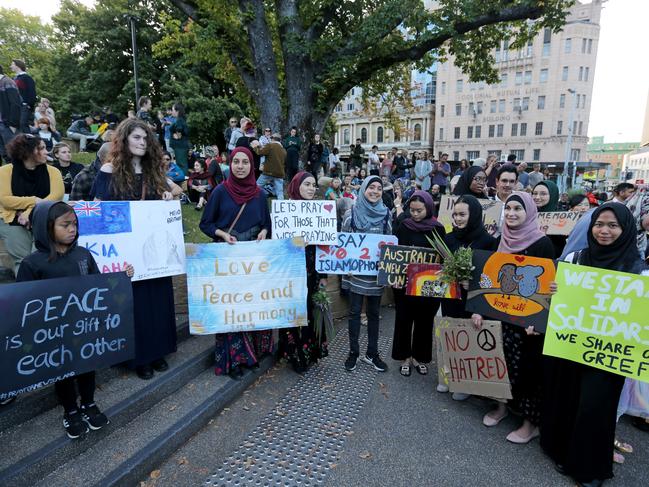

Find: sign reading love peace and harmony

[315,232,398,275]
[435,317,512,399]
[74,200,186,281]
[537,211,582,236]
[0,273,135,401]
[543,262,649,382]
[437,196,502,236]
[271,200,337,245]
[186,239,308,334]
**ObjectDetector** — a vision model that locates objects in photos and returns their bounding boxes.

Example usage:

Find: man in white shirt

[612,182,636,203]
[367,145,380,175]
[493,165,518,236]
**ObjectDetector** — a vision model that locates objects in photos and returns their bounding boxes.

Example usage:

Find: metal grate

[205,327,391,487]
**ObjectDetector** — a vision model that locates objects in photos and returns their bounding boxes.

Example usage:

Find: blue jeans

[348,292,381,358]
[257,174,284,200]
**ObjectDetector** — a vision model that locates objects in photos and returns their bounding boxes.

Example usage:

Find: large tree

[168,0,574,138]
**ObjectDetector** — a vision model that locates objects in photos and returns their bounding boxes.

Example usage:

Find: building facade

[434,0,602,165]
[587,136,640,179]
[623,147,649,184]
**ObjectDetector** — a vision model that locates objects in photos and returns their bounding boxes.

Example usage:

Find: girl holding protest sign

[342,176,391,373]
[93,118,177,381]
[391,190,445,377]
[199,147,273,379]
[17,201,134,438]
[542,203,647,487]
[474,192,554,443]
[277,172,329,373]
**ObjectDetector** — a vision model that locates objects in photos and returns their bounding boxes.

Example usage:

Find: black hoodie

[16,201,99,282]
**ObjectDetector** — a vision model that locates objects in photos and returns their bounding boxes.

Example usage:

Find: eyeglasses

[230,120,237,124]
[472,176,487,183]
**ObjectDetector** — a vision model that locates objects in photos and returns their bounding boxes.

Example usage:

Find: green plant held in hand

[312,290,334,345]
[426,231,474,284]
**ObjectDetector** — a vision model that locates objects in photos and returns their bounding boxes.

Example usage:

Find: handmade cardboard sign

[377,245,438,288]
[271,200,337,245]
[438,196,502,236]
[405,264,461,299]
[543,262,649,382]
[0,273,135,401]
[537,211,582,236]
[75,200,186,281]
[435,317,512,399]
[466,250,556,332]
[186,238,308,334]
[315,232,397,275]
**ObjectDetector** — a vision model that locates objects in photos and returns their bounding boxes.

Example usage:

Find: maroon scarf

[287,171,311,200]
[222,147,260,205]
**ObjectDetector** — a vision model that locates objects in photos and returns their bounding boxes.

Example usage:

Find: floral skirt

[214,330,274,375]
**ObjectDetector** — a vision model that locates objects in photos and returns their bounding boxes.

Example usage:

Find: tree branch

[168,0,199,20]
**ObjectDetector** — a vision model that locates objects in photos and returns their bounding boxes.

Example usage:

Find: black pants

[306,161,321,180]
[348,292,381,358]
[391,288,439,363]
[55,371,96,413]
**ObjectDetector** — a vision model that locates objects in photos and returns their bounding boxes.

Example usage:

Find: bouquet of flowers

[312,290,335,345]
[426,231,474,285]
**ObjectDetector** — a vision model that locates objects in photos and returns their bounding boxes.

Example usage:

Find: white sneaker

[436,384,449,393]
[452,392,471,401]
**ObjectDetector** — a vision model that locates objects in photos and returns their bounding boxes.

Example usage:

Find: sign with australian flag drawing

[465,250,556,332]
[74,201,186,281]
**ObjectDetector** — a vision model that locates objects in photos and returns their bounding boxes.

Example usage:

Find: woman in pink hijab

[473,192,555,444]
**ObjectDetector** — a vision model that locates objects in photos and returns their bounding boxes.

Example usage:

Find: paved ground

[145,307,649,487]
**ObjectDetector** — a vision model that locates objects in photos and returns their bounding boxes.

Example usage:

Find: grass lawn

[72,151,97,165]
[182,203,212,243]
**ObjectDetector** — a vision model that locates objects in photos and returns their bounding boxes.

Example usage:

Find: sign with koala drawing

[466,250,556,332]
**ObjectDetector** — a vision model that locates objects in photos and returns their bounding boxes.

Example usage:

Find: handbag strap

[227,203,247,234]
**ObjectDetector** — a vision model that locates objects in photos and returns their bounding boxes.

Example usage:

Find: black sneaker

[80,403,109,430]
[344,354,358,372]
[363,354,387,372]
[63,410,89,439]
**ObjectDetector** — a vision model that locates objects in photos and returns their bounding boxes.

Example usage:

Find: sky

[3,0,648,143]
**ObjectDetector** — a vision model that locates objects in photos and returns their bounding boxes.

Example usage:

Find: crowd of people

[1,59,649,487]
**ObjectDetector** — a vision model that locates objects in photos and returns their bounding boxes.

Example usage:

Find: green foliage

[181,204,211,243]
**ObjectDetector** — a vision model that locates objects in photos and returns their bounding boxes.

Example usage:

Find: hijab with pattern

[498,191,546,253]
[287,171,312,200]
[352,176,388,231]
[534,180,559,212]
[222,147,260,205]
[402,190,443,232]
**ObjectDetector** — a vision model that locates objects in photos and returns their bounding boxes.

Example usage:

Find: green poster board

[543,262,649,383]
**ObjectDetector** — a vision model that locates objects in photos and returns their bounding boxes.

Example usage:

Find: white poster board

[271,200,337,245]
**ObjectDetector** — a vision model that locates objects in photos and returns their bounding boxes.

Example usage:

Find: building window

[571,148,581,161]
[456,79,463,93]
[581,38,587,53]
[351,88,355,96]
[377,126,384,143]
[394,131,400,142]
[335,103,342,112]
[557,121,563,135]
[454,127,460,139]
[513,97,520,111]
[455,103,462,116]
[582,94,587,108]
[584,67,589,81]
[495,45,501,63]
[488,150,502,158]
[439,128,443,140]
[490,100,497,113]
[343,129,350,145]
[535,122,543,135]
[475,125,481,138]
[499,99,505,113]
[512,149,525,161]
[453,151,460,161]
[526,40,533,57]
[540,69,548,83]
[573,120,578,134]
[578,66,583,81]
[496,124,504,137]
[413,124,422,141]
[538,96,546,109]
[347,103,354,111]
[440,105,445,117]
[562,66,569,81]
[467,126,473,139]
[587,38,593,53]
[578,121,583,135]
[488,125,495,138]
[511,123,518,137]
[560,94,566,108]
[515,71,523,85]
[522,97,530,111]
[469,102,475,115]
[542,27,551,57]
[520,123,527,136]
[500,73,508,87]
[425,81,435,104]
[467,151,480,160]
[565,38,572,53]
[524,71,532,84]
[441,82,446,95]
[477,101,483,114]
[533,149,541,161]
[360,127,368,143]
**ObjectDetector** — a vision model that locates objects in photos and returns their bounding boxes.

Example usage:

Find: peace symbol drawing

[477,328,497,351]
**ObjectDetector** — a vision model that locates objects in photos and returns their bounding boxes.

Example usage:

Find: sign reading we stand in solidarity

[543,262,649,382]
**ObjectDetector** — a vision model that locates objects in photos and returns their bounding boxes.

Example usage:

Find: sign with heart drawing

[271,200,338,245]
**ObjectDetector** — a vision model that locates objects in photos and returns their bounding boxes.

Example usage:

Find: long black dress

[92,171,177,368]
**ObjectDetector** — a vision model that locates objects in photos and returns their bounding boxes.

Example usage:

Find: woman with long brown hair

[92,118,177,380]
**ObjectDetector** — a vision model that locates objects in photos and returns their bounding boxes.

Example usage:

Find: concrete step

[0,315,190,433]
[34,358,273,487]
[0,333,214,487]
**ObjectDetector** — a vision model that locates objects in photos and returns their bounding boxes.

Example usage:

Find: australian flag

[75,201,132,236]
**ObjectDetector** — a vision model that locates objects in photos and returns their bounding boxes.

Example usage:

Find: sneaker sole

[362,356,386,372]
[83,417,110,430]
[344,364,356,372]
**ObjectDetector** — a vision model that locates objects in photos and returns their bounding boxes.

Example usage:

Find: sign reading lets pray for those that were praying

[271,200,337,245]
[543,262,649,383]
[315,232,398,276]
[186,239,308,334]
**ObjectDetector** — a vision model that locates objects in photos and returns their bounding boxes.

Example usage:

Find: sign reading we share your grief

[543,262,649,382]
[186,239,308,334]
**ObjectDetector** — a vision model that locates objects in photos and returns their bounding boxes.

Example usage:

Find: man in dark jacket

[0,65,21,164]
[10,60,36,133]
[67,116,97,152]
[350,138,365,170]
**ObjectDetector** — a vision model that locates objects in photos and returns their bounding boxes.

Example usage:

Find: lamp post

[561,88,577,192]
[128,16,140,107]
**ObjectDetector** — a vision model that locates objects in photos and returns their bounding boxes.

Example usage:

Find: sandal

[614,439,633,454]
[613,451,625,464]
[400,364,411,377]
[415,364,428,375]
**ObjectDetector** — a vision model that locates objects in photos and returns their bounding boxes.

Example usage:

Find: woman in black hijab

[542,203,647,487]
[452,166,489,199]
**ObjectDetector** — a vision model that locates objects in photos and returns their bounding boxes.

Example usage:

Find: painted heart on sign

[324,204,334,212]
[514,255,525,263]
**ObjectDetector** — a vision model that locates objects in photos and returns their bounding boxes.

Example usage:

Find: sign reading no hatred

[271,200,337,245]
[0,273,135,400]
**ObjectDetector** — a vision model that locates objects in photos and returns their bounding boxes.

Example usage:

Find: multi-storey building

[434,0,602,165]
[587,136,640,179]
